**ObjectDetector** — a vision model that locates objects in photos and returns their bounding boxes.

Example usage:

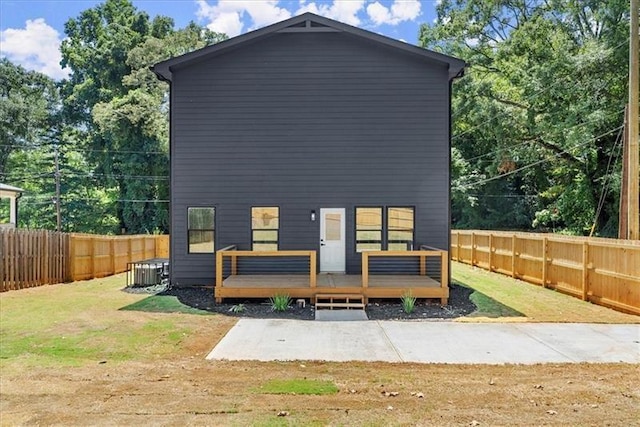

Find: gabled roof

[152,12,466,82]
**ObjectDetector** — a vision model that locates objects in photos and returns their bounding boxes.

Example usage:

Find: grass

[452,262,640,323]
[255,379,339,395]
[0,273,234,369]
[120,294,211,315]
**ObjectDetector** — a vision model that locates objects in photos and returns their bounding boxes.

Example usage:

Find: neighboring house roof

[0,183,24,194]
[152,12,466,82]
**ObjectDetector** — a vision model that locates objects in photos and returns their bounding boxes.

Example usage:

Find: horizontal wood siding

[170,32,451,285]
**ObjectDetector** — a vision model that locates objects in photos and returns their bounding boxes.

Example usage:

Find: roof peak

[152,12,465,82]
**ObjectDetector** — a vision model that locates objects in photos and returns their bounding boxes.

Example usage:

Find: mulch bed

[125,282,476,320]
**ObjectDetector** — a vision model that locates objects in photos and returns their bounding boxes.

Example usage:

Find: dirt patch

[128,283,477,320]
[2,360,638,425]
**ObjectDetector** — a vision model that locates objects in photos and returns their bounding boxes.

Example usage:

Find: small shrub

[229,304,245,313]
[270,293,291,312]
[401,290,416,314]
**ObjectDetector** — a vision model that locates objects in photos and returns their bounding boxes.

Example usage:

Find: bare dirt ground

[2,315,639,426]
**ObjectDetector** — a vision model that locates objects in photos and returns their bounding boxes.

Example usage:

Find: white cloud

[366,0,421,26]
[296,0,365,26]
[0,18,69,80]
[196,0,292,37]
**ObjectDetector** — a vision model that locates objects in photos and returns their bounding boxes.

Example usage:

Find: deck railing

[361,248,449,289]
[215,248,317,289]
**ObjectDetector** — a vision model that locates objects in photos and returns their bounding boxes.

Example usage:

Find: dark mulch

[126,282,476,320]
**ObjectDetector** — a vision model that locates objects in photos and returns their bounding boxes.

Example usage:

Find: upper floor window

[252,207,279,251]
[188,207,215,253]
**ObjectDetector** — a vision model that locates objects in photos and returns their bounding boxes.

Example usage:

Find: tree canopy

[421,0,630,235]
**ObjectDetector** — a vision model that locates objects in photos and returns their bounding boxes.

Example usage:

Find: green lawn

[452,262,640,323]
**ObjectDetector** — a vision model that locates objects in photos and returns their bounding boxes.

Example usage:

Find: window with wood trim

[356,207,383,252]
[252,207,279,251]
[387,207,414,251]
[188,207,215,253]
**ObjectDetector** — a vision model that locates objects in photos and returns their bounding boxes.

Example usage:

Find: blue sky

[1,0,440,80]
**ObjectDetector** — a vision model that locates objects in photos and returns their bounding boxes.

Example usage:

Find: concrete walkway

[206,320,640,364]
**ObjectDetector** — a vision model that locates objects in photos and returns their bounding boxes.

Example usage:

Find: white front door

[320,208,346,273]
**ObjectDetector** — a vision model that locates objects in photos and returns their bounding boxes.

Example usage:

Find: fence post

[511,234,517,278]
[542,237,548,288]
[471,232,476,266]
[109,237,116,275]
[456,232,461,262]
[581,241,589,301]
[68,234,76,282]
[90,237,96,280]
[488,233,494,272]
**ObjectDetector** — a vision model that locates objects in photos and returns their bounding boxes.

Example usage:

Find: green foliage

[230,304,246,313]
[256,379,339,395]
[421,0,629,235]
[269,294,291,312]
[401,290,416,314]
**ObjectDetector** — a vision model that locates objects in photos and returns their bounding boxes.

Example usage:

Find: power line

[460,108,626,163]
[0,143,167,155]
[589,126,624,236]
[460,125,624,189]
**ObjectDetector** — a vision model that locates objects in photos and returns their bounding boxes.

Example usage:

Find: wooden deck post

[216,250,223,291]
[309,251,316,288]
[419,254,426,276]
[440,250,449,305]
[362,252,369,288]
[231,253,237,276]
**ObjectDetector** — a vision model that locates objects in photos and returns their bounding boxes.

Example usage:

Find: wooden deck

[215,273,448,303]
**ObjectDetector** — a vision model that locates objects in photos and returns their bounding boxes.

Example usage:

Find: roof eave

[152,12,466,83]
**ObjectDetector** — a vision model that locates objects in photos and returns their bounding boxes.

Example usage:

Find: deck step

[315,294,365,310]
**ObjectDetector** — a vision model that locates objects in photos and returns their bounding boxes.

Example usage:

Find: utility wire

[589,126,624,236]
[460,108,626,163]
[460,125,624,189]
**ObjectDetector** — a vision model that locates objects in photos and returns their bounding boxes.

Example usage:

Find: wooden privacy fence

[451,230,640,315]
[0,229,169,291]
[1,229,68,291]
[68,234,169,281]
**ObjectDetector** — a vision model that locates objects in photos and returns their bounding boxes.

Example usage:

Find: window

[355,206,415,252]
[252,207,279,251]
[387,207,414,251]
[188,207,215,253]
[356,207,382,252]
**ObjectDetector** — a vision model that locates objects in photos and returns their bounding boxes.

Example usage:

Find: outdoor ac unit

[133,264,161,286]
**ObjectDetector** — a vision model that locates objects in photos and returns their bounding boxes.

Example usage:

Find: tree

[61,0,225,233]
[421,0,629,235]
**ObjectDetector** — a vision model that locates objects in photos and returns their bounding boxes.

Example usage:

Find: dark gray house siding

[155,14,464,286]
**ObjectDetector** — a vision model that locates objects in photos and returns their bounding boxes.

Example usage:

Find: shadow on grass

[454,281,525,318]
[120,294,212,315]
